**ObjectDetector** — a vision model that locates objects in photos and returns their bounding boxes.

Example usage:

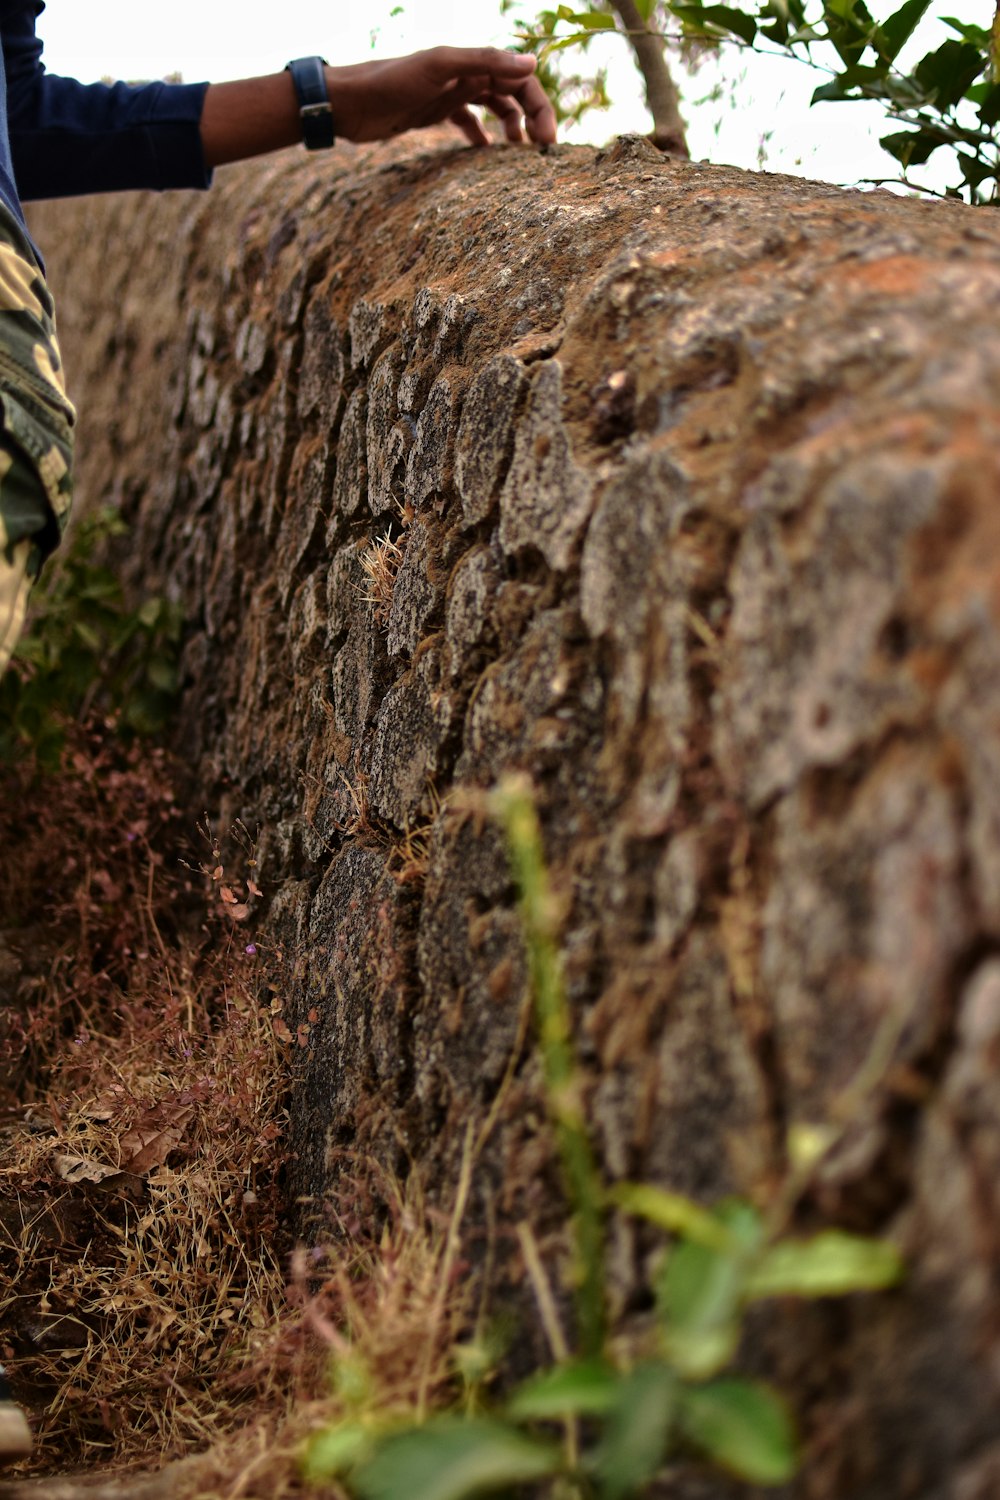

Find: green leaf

[352,1418,561,1500]
[810,64,880,103]
[635,0,658,17]
[941,16,990,49]
[697,6,758,43]
[678,1378,797,1485]
[656,1240,744,1379]
[758,0,791,44]
[714,1197,765,1250]
[591,1363,677,1500]
[914,39,986,110]
[668,0,757,42]
[957,150,997,188]
[972,81,1000,124]
[823,0,882,66]
[879,72,929,106]
[611,1183,736,1251]
[879,127,944,166]
[565,9,617,27]
[301,1421,372,1482]
[744,1231,904,1299]
[540,30,600,51]
[763,0,814,43]
[879,0,932,61]
[508,1359,620,1419]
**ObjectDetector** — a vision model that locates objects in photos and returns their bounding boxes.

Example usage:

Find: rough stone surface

[29,133,1000,1497]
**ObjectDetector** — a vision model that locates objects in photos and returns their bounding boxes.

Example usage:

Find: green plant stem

[493,776,606,1358]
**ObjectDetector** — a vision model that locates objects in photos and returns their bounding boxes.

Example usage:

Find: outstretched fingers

[424,45,539,85]
[508,73,557,143]
[449,106,492,148]
[424,48,557,144]
[472,77,556,144]
[479,93,528,143]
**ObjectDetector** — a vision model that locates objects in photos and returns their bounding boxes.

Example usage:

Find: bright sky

[35,0,993,192]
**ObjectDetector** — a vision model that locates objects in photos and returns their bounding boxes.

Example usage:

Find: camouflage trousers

[0,203,75,676]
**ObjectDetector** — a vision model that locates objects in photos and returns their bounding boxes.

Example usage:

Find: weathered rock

[28,134,1000,1497]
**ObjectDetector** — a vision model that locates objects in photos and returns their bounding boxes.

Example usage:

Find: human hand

[323,47,557,147]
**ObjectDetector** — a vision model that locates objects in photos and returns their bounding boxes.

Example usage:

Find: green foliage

[507,1359,621,1418]
[786,0,1000,199]
[350,1419,562,1500]
[505,0,1000,201]
[590,1362,680,1498]
[492,777,606,1357]
[302,775,905,1500]
[0,506,183,769]
[501,1,612,125]
[675,1379,796,1485]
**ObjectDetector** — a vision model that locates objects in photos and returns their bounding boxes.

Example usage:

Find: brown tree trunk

[25,139,1000,1497]
[610,0,689,154]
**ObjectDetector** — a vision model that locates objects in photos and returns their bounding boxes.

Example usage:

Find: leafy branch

[511,0,1000,202]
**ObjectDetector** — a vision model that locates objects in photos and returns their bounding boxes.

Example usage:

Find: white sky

[35,0,994,192]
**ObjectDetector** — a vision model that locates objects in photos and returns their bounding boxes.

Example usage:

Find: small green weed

[0,505,183,769]
[303,776,904,1499]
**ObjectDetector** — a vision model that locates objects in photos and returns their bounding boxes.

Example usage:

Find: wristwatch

[285,56,335,151]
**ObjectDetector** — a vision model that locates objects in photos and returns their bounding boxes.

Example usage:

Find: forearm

[199,72,303,169]
[200,48,557,165]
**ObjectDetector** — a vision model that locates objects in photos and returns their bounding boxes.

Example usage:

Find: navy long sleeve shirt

[0,0,211,238]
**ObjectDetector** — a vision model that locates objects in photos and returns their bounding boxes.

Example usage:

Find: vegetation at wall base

[0,596,905,1497]
[301,776,905,1500]
[0,505,184,771]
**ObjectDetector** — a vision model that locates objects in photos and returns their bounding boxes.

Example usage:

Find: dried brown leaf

[55,1152,120,1185]
[118,1101,195,1173]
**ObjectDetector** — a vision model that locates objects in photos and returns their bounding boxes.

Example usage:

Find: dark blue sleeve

[2,1,213,200]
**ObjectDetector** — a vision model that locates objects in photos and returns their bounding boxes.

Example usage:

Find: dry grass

[0,723,480,1500]
[0,725,293,1474]
[0,982,290,1466]
[357,533,405,629]
[188,1154,480,1500]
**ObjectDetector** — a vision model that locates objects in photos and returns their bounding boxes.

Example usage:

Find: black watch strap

[285,56,335,151]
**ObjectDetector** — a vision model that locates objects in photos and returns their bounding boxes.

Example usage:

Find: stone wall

[29,135,1000,1498]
